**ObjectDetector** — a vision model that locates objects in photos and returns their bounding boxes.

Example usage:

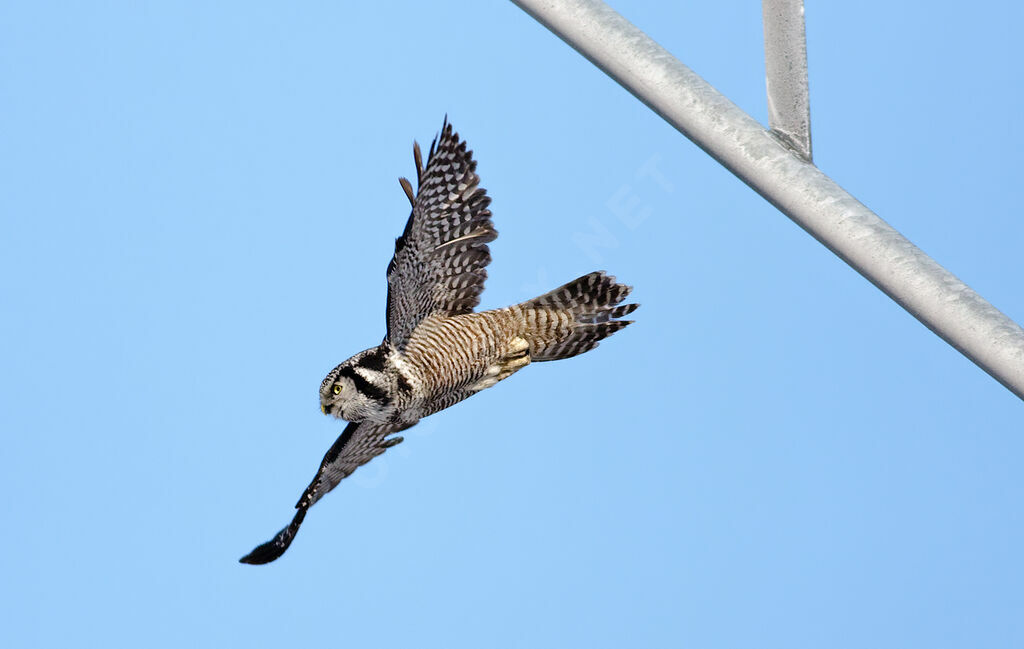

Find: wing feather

[239,420,414,565]
[385,119,496,348]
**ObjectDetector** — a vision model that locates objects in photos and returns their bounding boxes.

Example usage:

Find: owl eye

[332,384,342,395]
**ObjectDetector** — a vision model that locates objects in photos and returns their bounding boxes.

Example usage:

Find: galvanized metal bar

[510,0,1024,400]
[763,0,812,160]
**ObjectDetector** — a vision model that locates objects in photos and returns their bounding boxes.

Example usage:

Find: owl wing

[239,419,415,565]
[385,119,496,349]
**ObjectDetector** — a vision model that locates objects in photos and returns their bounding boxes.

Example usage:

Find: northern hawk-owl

[240,119,638,564]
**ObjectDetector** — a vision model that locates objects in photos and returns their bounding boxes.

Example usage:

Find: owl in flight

[240,119,638,564]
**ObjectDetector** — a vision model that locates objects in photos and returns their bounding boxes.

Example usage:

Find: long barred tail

[524,271,638,361]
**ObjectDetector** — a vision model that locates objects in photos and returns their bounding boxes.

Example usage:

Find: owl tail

[523,271,638,362]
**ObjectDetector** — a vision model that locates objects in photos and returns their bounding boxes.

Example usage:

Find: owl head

[319,347,391,422]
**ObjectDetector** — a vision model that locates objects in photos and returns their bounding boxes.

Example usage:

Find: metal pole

[510,0,1024,400]
[763,0,812,160]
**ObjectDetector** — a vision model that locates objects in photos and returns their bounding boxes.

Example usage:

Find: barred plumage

[240,119,638,564]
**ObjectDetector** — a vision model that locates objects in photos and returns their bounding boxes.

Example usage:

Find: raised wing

[386,119,496,349]
[239,419,414,565]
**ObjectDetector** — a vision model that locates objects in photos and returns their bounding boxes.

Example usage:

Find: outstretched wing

[386,119,496,349]
[240,420,414,565]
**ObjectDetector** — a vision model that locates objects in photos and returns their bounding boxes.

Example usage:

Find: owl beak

[321,403,329,415]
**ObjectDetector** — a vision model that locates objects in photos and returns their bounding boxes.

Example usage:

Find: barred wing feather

[239,420,412,564]
[385,119,496,349]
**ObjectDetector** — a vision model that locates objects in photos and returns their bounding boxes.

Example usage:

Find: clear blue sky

[3,2,1023,647]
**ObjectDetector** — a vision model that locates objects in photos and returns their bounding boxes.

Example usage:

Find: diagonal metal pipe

[511,0,1024,400]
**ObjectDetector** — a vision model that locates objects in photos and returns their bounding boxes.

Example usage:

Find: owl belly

[399,309,526,415]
